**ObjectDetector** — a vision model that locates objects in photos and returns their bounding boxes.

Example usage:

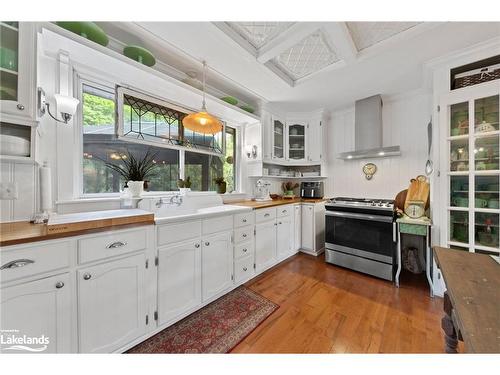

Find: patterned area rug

[127,286,278,353]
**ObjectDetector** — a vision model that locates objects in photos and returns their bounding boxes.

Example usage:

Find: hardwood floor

[231,253,449,353]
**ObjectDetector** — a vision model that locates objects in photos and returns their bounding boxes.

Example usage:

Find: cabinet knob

[83,273,92,280]
[279,222,282,225]
[55,281,65,289]
[242,233,247,238]
[242,219,247,223]
[16,104,25,111]
[195,243,200,248]
[243,267,248,272]
[205,242,210,246]
[242,248,247,252]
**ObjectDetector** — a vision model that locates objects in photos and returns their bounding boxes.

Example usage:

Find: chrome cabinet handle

[55,281,65,289]
[195,243,200,248]
[282,210,287,214]
[242,233,247,238]
[83,273,92,280]
[242,219,247,223]
[106,241,127,249]
[242,248,247,252]
[264,213,270,217]
[1,259,35,270]
[243,267,247,271]
[279,222,282,225]
[205,242,210,246]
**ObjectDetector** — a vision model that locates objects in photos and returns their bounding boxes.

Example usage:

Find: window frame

[75,73,239,198]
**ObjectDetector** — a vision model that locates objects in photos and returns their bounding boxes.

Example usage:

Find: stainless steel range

[324,197,396,281]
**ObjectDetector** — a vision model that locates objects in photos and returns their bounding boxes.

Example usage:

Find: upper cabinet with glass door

[0,22,36,122]
[287,121,306,162]
[271,116,285,160]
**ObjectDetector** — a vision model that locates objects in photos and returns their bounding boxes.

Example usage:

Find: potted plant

[177,176,192,194]
[214,177,227,194]
[282,181,299,197]
[103,150,157,197]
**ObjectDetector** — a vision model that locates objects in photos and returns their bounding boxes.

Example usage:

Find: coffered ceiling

[98,21,500,112]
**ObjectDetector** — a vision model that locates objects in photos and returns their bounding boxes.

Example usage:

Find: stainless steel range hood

[338,95,401,160]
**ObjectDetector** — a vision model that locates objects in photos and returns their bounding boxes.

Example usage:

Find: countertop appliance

[300,181,324,199]
[253,179,272,201]
[324,197,396,281]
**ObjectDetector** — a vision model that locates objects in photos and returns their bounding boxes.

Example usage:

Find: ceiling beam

[256,23,320,63]
[321,22,358,63]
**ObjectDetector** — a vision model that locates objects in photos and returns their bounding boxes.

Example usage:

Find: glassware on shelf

[475,212,499,248]
[450,101,469,136]
[449,211,469,244]
[474,95,499,133]
[475,175,499,209]
[0,21,20,101]
[450,175,469,207]
[450,138,469,171]
[474,135,499,171]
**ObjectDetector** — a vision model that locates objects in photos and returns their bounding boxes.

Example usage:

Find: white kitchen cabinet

[77,253,147,353]
[293,204,302,252]
[255,220,277,272]
[1,273,72,353]
[271,116,286,160]
[301,203,326,255]
[276,215,292,261]
[287,121,307,162]
[201,231,233,302]
[0,22,36,122]
[307,118,323,163]
[157,239,202,326]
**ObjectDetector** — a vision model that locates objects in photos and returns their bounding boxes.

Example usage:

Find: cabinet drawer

[234,241,254,259]
[1,240,71,283]
[234,255,255,283]
[202,215,233,235]
[277,205,293,218]
[158,220,202,246]
[234,212,255,228]
[255,207,276,223]
[234,226,253,244]
[78,228,147,264]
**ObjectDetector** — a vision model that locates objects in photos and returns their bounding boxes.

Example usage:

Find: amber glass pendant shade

[182,61,223,135]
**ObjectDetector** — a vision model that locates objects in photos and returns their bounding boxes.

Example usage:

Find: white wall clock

[362,163,377,180]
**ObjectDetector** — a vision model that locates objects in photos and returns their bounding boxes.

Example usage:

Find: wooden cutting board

[404,178,430,209]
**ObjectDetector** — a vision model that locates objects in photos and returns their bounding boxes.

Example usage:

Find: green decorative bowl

[220,96,238,105]
[123,45,156,67]
[56,22,109,46]
[239,104,255,113]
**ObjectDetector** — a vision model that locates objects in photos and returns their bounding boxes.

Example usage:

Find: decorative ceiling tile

[227,22,293,49]
[346,22,421,51]
[271,31,339,81]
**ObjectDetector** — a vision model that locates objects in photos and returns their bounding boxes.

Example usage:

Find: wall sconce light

[38,87,80,124]
[246,145,258,159]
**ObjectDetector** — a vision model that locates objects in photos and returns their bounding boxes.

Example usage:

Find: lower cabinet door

[157,239,202,326]
[255,220,277,272]
[1,273,72,353]
[202,231,233,302]
[294,205,302,252]
[276,216,292,261]
[301,205,315,250]
[77,253,147,353]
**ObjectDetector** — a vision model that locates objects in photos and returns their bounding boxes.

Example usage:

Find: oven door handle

[325,210,394,223]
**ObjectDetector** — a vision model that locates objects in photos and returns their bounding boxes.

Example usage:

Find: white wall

[325,91,432,199]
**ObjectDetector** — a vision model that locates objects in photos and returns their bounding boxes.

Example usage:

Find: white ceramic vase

[127,181,144,197]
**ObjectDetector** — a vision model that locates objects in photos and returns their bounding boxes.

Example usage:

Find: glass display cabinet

[272,117,285,160]
[444,82,500,255]
[287,122,306,161]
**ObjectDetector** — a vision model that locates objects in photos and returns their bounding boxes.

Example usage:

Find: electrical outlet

[0,182,19,200]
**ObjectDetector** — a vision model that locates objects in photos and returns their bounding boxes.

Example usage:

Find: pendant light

[182,61,223,135]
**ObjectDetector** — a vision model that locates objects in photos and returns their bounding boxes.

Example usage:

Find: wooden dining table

[434,247,500,353]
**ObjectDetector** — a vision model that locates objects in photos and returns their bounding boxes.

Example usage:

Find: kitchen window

[80,83,237,195]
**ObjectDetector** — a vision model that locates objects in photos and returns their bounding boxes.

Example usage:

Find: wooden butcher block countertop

[0,209,154,247]
[229,198,326,209]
